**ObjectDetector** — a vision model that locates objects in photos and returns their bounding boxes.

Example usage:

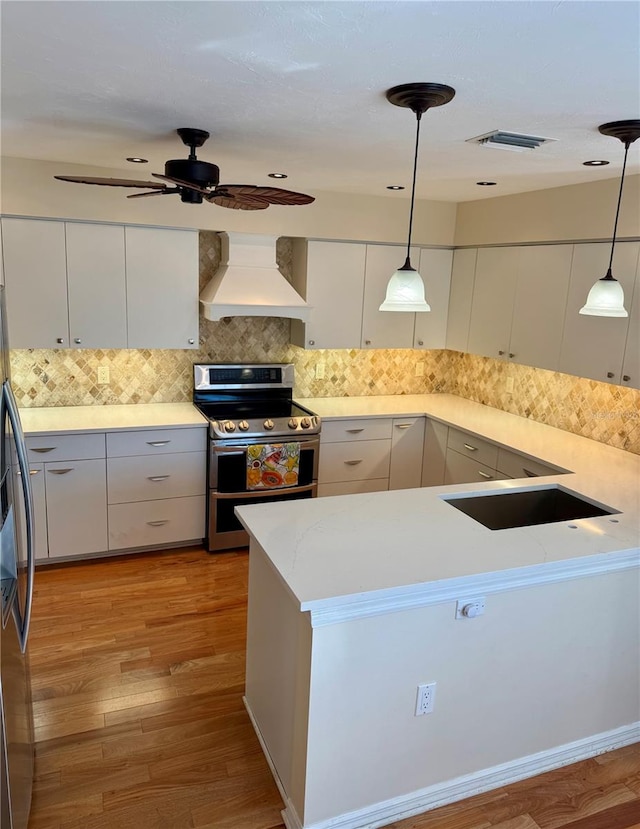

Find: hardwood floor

[27,547,640,829]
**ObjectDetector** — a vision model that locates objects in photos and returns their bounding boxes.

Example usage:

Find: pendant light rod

[404,110,423,266]
[605,139,631,276]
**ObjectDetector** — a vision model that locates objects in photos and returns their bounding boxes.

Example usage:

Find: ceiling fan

[54,128,315,211]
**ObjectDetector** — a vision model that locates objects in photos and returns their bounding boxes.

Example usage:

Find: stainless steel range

[193,363,320,551]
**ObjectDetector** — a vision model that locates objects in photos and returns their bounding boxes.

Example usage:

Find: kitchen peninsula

[237,395,640,829]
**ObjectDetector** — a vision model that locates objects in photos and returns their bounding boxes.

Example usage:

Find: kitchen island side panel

[301,567,640,827]
[244,542,312,819]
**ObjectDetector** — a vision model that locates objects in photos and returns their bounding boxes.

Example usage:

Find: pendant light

[579,120,640,317]
[380,82,455,312]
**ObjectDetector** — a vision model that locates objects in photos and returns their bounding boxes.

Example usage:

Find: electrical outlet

[315,363,325,380]
[415,362,425,377]
[97,366,110,385]
[415,682,436,716]
[505,377,514,394]
[455,597,486,620]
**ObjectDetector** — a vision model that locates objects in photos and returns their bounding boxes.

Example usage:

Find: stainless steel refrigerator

[0,284,35,829]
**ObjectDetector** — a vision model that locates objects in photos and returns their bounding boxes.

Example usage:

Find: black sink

[444,485,618,530]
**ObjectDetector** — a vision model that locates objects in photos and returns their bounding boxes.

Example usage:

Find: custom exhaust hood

[200,232,310,322]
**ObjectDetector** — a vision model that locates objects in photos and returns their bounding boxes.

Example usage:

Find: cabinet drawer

[108,495,206,550]
[446,427,498,469]
[107,427,206,457]
[444,449,502,486]
[107,452,206,504]
[496,448,563,480]
[26,433,106,462]
[318,479,388,497]
[321,418,393,443]
[318,439,391,483]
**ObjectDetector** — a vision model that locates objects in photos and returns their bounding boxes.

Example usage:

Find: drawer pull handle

[478,471,493,479]
[147,475,170,482]
[463,443,477,452]
[346,428,364,434]
[395,424,412,429]
[147,520,169,527]
[31,447,56,453]
[146,441,171,447]
[522,468,539,478]
[17,469,40,476]
[344,459,363,465]
[48,468,73,475]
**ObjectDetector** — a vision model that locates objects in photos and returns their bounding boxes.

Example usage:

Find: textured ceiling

[1,0,639,202]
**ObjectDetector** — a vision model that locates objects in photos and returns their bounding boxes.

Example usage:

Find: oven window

[216,445,315,493]
[214,489,315,535]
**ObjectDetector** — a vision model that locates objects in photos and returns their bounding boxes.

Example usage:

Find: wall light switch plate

[415,362,425,377]
[315,363,325,380]
[97,366,110,385]
[505,377,514,394]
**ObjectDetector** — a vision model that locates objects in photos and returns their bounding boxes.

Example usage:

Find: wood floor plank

[27,549,640,829]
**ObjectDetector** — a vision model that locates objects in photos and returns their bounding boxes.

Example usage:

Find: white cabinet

[559,242,640,386]
[290,240,367,349]
[361,245,419,349]
[389,417,424,490]
[318,417,392,496]
[421,419,448,486]
[1,218,199,350]
[621,257,640,388]
[467,247,519,361]
[125,226,199,350]
[25,433,108,559]
[446,249,477,353]
[13,462,48,562]
[413,248,453,350]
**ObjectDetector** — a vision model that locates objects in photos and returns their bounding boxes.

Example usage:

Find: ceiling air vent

[466,130,557,152]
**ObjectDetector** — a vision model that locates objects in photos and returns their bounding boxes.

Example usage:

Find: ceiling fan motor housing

[165,158,220,202]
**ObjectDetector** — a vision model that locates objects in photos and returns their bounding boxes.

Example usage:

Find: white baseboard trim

[275,721,640,829]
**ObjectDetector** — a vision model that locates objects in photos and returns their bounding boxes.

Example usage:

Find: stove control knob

[224,421,236,433]
[300,417,311,429]
[264,419,275,430]
[288,418,298,429]
[238,420,249,432]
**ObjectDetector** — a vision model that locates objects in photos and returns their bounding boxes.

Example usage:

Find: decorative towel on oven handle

[247,443,300,490]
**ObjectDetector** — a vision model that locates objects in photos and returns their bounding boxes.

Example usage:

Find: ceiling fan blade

[151,172,210,195]
[210,195,269,211]
[54,175,166,189]
[214,184,315,206]
[127,188,179,199]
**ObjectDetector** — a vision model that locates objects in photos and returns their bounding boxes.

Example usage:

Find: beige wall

[455,174,640,246]
[0,156,456,246]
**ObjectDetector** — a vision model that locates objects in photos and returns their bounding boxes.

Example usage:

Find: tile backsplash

[9,231,640,454]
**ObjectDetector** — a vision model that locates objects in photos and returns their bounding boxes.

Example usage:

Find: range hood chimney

[200,232,310,322]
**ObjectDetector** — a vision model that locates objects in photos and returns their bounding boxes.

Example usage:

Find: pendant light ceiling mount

[380,82,456,313]
[579,118,640,318]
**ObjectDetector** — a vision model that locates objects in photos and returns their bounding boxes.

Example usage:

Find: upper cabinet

[467,247,519,361]
[1,218,199,350]
[558,242,640,386]
[445,248,477,353]
[291,239,452,351]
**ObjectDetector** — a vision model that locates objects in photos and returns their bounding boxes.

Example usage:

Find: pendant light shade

[579,119,640,318]
[380,82,455,313]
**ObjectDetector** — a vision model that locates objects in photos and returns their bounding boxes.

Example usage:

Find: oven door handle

[213,483,317,500]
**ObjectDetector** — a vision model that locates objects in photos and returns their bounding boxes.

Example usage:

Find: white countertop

[19,402,207,435]
[237,394,640,615]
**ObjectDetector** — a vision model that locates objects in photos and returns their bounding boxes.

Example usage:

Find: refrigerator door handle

[3,382,35,653]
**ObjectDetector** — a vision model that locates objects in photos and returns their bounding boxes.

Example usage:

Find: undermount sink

[443,485,618,530]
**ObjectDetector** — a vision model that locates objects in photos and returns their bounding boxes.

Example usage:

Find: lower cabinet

[23,426,206,562]
[389,418,424,490]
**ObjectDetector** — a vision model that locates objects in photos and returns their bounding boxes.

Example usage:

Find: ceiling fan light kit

[54,128,314,211]
[579,119,640,318]
[380,82,455,313]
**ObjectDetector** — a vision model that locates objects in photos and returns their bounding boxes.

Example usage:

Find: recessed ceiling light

[476,181,497,186]
[268,172,288,179]
[387,185,405,190]
[126,157,148,164]
[583,159,610,167]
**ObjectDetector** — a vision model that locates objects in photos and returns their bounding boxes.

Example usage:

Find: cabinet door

[361,245,418,349]
[125,226,199,349]
[389,417,424,490]
[510,245,573,370]
[413,249,453,349]
[1,218,70,348]
[620,254,640,389]
[45,459,107,558]
[65,223,127,349]
[291,241,366,349]
[421,419,448,487]
[558,242,639,384]
[467,247,519,360]
[445,248,477,353]
[13,463,48,561]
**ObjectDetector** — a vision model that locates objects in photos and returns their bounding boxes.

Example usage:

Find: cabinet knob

[498,350,505,356]
[308,340,315,346]
[365,339,371,346]
[188,338,195,345]
[606,372,615,379]
[417,340,424,346]
[509,353,515,359]
[74,338,82,344]
[56,338,64,344]
[623,375,631,382]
